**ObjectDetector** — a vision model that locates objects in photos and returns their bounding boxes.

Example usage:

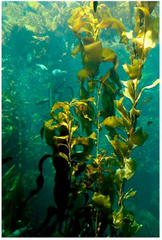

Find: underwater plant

[2,1,159,237]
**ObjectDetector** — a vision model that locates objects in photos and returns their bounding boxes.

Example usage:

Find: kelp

[67,2,121,98]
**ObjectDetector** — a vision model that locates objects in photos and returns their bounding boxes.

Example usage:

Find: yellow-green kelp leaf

[67,7,81,26]
[136,79,159,102]
[72,162,86,178]
[44,119,55,147]
[124,158,137,179]
[114,98,129,120]
[114,168,125,185]
[114,98,131,129]
[71,125,78,136]
[114,158,136,189]
[86,164,100,175]
[57,113,69,125]
[101,116,124,128]
[135,6,149,36]
[113,208,142,235]
[71,132,96,149]
[129,107,141,120]
[130,127,148,146]
[50,101,70,116]
[144,28,159,53]
[89,131,97,140]
[92,192,111,213]
[102,47,119,70]
[83,41,103,77]
[136,7,150,28]
[53,135,69,142]
[77,69,88,83]
[136,1,157,14]
[133,23,159,59]
[124,188,136,200]
[77,26,93,36]
[113,209,124,228]
[98,17,126,34]
[123,59,143,80]
[106,135,129,167]
[121,80,135,103]
[87,80,96,93]
[72,18,87,35]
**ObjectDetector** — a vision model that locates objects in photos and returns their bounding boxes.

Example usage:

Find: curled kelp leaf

[97,17,126,34]
[123,59,143,80]
[144,28,159,51]
[114,98,131,129]
[133,26,159,59]
[72,132,96,146]
[136,79,159,103]
[71,132,96,155]
[136,1,157,14]
[71,17,87,35]
[86,164,100,176]
[83,41,103,77]
[44,119,55,147]
[67,7,82,26]
[77,69,88,83]
[130,127,148,146]
[121,80,136,103]
[92,192,112,214]
[102,48,119,70]
[77,26,92,35]
[71,162,86,178]
[50,101,70,120]
[106,135,129,167]
[136,7,150,28]
[114,158,136,189]
[129,107,141,122]
[124,158,137,179]
[101,116,124,128]
[121,30,133,40]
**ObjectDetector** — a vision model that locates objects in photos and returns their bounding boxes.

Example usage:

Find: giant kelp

[2,1,159,237]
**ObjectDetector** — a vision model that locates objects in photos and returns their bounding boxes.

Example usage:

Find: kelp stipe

[19,2,159,237]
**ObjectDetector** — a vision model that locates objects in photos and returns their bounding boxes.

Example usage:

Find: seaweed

[2,1,159,237]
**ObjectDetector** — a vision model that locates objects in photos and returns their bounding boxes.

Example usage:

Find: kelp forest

[2,1,159,237]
